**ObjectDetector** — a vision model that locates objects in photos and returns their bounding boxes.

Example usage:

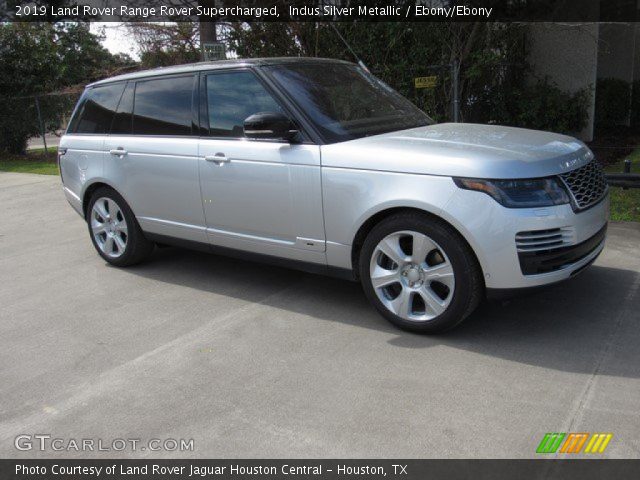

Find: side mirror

[244,112,298,142]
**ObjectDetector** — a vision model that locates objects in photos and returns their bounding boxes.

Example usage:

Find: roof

[89,57,354,87]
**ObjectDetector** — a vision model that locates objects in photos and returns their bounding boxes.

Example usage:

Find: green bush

[0,94,79,155]
[473,77,591,135]
[0,99,39,154]
[595,78,631,127]
[507,79,591,134]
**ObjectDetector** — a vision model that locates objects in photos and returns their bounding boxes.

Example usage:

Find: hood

[320,123,593,179]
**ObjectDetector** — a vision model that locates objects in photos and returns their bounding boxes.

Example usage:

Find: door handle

[109,148,127,157]
[205,153,229,165]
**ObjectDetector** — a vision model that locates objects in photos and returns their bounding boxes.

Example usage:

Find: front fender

[322,167,459,269]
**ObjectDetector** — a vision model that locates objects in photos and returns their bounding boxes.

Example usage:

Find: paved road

[1,172,639,459]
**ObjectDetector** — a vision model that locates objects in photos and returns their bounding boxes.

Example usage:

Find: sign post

[414,76,438,89]
[414,60,461,123]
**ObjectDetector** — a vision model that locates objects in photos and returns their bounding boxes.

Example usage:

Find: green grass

[0,149,58,175]
[603,148,640,173]
[603,149,640,223]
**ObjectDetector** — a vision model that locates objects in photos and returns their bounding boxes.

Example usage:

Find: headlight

[453,177,570,208]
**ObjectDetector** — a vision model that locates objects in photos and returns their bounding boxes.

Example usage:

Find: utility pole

[451,59,460,123]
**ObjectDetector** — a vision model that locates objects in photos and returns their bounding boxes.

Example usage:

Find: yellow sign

[414,76,438,89]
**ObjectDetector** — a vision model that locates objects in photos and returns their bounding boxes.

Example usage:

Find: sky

[90,22,140,60]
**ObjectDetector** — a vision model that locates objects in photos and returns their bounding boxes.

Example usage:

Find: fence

[606,159,640,188]
[391,61,528,125]
[606,173,640,188]
[0,90,81,153]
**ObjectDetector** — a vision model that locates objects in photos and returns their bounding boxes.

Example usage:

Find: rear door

[104,74,207,243]
[197,69,325,264]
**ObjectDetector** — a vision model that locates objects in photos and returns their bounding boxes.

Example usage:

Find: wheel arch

[81,180,126,219]
[350,206,485,282]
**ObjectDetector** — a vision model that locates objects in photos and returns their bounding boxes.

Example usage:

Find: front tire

[359,212,483,333]
[87,187,154,267]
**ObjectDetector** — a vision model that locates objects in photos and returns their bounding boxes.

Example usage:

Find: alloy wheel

[90,197,128,258]
[369,230,455,322]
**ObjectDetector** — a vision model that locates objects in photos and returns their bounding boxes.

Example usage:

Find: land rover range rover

[59,58,609,332]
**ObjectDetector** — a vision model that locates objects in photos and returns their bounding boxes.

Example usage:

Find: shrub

[595,78,631,128]
[508,79,591,134]
[472,77,591,135]
[0,99,39,155]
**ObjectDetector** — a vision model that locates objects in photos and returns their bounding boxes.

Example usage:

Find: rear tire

[86,187,154,267]
[359,212,483,333]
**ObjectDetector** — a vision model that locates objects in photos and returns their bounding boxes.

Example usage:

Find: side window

[132,75,194,136]
[110,82,134,134]
[206,71,283,138]
[69,83,125,134]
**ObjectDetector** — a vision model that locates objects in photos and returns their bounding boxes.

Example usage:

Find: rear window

[132,75,194,136]
[68,83,125,134]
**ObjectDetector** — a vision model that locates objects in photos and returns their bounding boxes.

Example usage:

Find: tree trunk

[199,20,216,44]
[199,19,216,60]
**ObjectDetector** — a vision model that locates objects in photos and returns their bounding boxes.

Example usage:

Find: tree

[0,22,128,154]
[127,22,200,68]
[56,23,130,86]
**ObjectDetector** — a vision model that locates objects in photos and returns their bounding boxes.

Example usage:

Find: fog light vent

[515,227,575,252]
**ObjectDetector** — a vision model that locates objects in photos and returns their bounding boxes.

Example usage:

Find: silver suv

[60,58,609,333]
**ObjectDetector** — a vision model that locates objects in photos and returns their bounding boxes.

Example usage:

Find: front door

[198,69,325,264]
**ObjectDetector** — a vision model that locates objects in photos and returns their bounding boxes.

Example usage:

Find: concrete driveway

[1,172,639,459]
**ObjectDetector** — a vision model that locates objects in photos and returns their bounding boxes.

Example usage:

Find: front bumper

[517,224,606,275]
[443,189,609,290]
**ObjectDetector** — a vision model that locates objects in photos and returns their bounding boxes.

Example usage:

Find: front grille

[560,160,608,211]
[515,227,575,252]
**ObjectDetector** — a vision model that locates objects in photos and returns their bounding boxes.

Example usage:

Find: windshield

[265,63,433,143]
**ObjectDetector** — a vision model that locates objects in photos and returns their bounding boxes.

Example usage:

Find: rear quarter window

[68,83,125,134]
